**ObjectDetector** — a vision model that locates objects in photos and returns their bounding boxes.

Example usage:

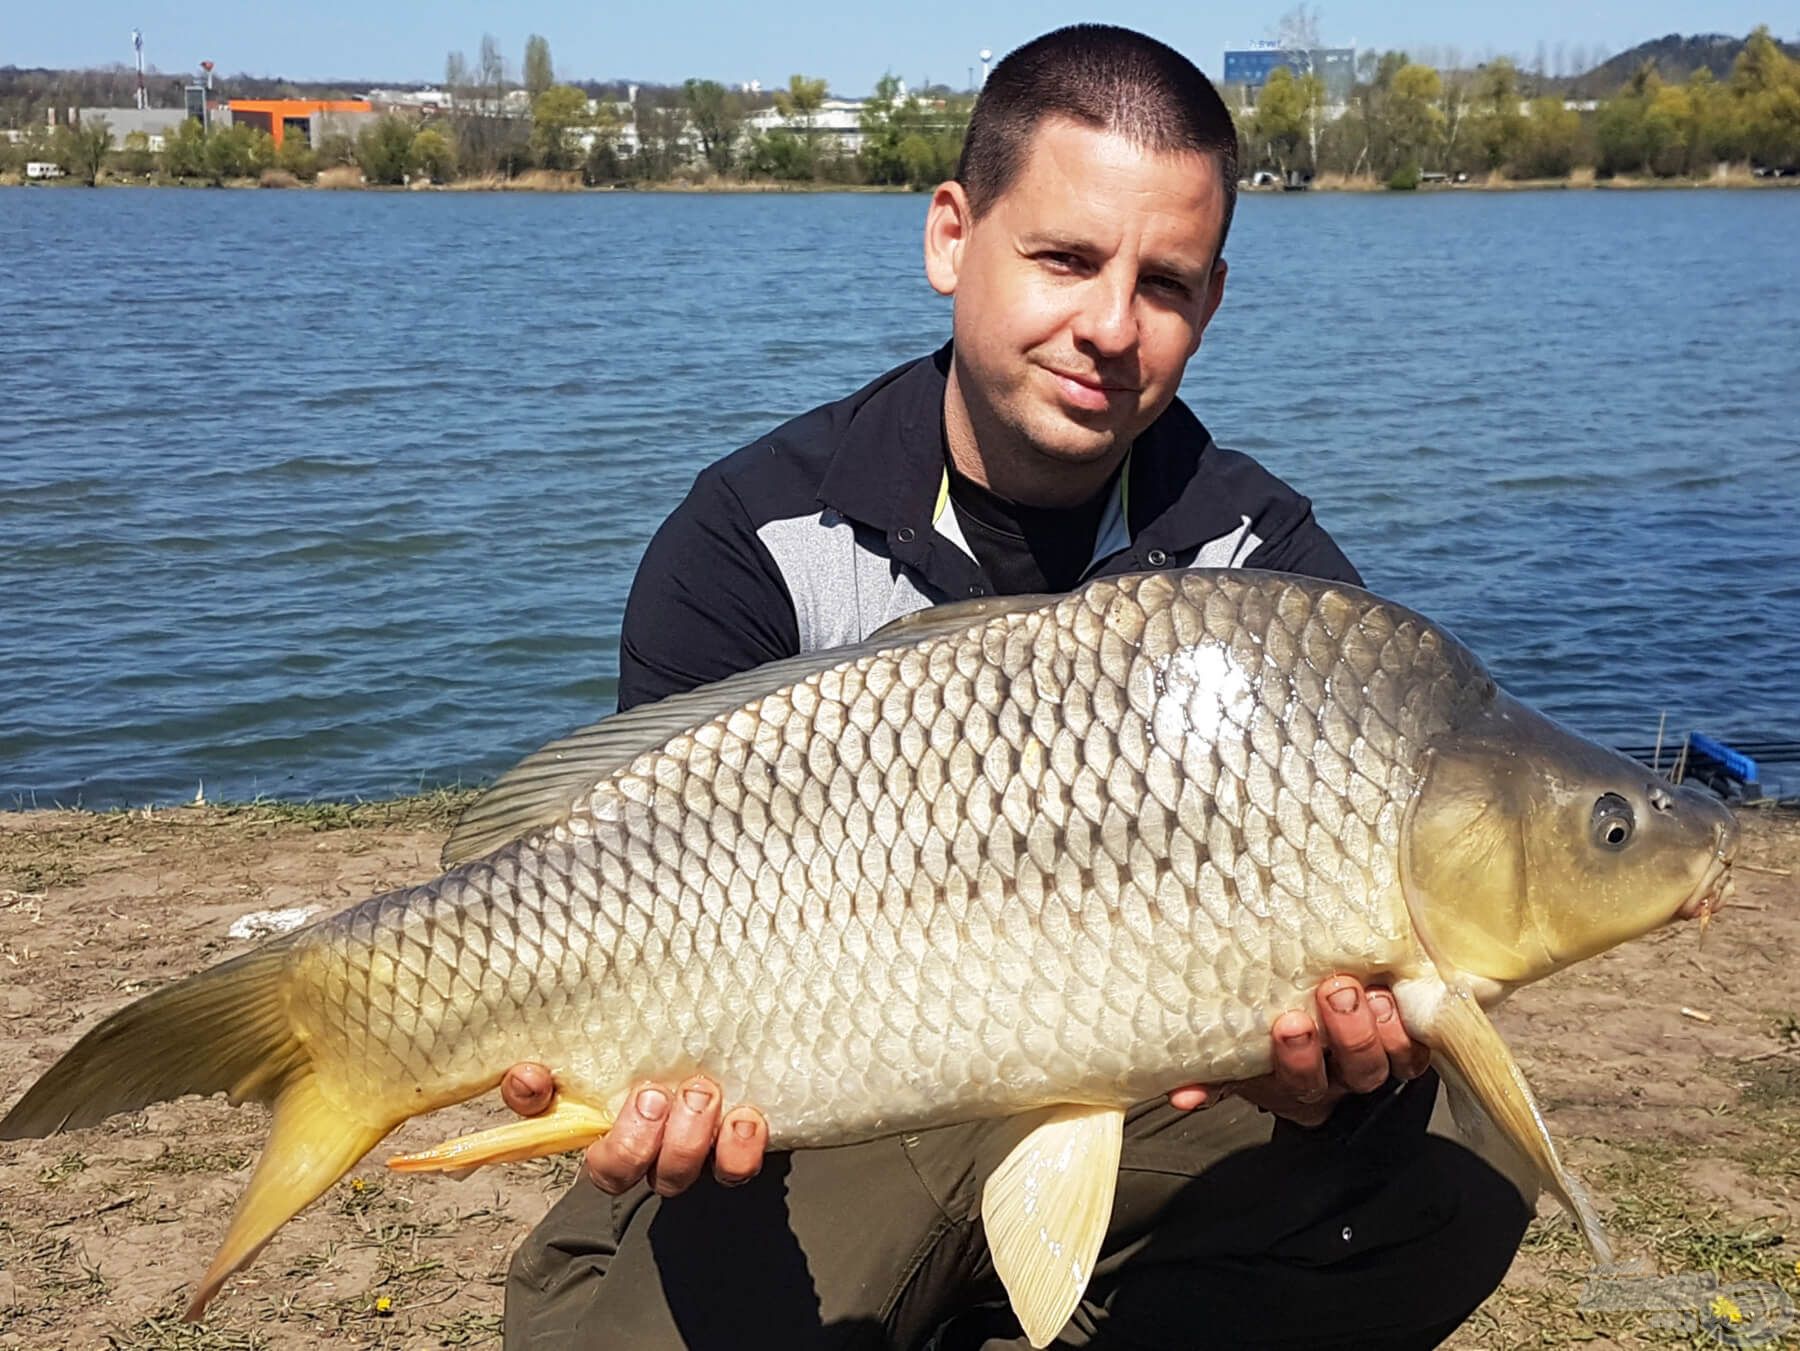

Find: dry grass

[257,170,300,190]
[314,166,363,190]
[0,802,1794,1346]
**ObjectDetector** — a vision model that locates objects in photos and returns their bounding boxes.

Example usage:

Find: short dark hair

[957,25,1239,255]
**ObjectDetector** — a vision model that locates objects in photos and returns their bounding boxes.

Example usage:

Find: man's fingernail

[731,1118,757,1140]
[1326,986,1359,1015]
[1281,1029,1313,1047]
[637,1088,668,1121]
[1370,993,1396,1023]
[683,1086,712,1113]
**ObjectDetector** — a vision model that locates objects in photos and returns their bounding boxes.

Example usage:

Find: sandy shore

[0,798,1795,1348]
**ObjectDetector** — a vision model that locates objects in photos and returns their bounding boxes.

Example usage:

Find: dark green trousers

[504,1074,1529,1350]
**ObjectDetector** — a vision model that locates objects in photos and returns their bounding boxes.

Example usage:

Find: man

[500,25,1529,1349]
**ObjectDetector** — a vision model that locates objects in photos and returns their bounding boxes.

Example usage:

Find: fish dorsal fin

[442,594,1056,870]
[442,647,859,869]
[1425,986,1613,1266]
[869,593,1055,645]
[980,1104,1125,1349]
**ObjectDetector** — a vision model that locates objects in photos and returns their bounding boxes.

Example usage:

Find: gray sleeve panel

[1193,515,1265,569]
[756,510,941,653]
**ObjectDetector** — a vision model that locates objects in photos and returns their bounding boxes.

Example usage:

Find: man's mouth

[1047,368,1136,412]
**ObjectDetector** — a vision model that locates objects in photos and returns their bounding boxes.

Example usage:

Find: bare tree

[524,35,553,100]
[1272,5,1325,168]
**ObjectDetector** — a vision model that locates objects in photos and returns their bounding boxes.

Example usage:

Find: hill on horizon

[1578,29,1800,91]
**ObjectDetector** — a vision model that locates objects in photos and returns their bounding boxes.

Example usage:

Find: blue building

[1223,45,1356,105]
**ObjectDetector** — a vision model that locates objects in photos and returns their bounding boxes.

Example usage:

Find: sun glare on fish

[1150,642,1256,754]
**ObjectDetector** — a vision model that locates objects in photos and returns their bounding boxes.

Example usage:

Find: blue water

[2,187,1796,807]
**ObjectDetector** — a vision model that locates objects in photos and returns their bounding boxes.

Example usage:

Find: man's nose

[1072,271,1138,356]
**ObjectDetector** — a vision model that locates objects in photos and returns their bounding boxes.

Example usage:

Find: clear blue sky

[12,1,1794,93]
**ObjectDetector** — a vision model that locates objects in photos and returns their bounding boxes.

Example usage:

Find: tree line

[4,28,1796,190]
[1242,27,1800,186]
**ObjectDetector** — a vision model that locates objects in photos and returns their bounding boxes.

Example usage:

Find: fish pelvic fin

[1429,987,1614,1266]
[387,1093,611,1173]
[980,1105,1125,1349]
[187,1073,393,1319]
[1,939,307,1139]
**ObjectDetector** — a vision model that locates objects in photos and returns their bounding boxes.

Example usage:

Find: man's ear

[923,180,972,297]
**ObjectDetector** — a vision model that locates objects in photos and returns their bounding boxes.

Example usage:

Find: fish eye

[1592,793,1635,850]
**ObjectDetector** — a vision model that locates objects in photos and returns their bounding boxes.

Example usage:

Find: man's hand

[1167,976,1431,1128]
[500,1065,768,1196]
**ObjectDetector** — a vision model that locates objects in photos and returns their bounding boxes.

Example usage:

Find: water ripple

[2,187,1796,805]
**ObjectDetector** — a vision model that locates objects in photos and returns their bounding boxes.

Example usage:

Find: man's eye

[1146,276,1190,297]
[1040,252,1082,271]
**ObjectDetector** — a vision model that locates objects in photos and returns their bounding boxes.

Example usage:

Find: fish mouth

[1675,825,1738,924]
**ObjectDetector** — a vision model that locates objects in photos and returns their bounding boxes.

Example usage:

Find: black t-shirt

[947,462,1120,595]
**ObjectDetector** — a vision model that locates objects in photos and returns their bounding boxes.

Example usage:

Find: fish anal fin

[387,1095,611,1173]
[1430,988,1614,1266]
[187,1074,392,1320]
[980,1105,1125,1349]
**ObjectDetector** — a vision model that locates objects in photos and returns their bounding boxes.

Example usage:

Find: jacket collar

[818,343,1251,580]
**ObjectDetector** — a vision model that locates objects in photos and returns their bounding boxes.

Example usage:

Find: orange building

[224,99,373,150]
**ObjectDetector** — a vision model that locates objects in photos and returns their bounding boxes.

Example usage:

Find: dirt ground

[0,796,1795,1350]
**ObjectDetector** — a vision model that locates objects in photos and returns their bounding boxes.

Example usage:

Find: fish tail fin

[0,939,398,1318]
[187,1074,391,1318]
[0,941,307,1138]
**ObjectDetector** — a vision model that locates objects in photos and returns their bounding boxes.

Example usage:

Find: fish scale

[284,572,1454,1144]
[5,568,1739,1332]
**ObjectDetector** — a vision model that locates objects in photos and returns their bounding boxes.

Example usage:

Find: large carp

[3,570,1735,1342]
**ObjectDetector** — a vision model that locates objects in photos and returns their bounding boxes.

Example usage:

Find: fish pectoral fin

[1430,988,1613,1266]
[980,1105,1125,1349]
[189,1074,393,1320]
[387,1095,612,1174]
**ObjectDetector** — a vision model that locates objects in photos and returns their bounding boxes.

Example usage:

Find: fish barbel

[1,570,1736,1342]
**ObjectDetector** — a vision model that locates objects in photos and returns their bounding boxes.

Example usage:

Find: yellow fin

[980,1105,1124,1349]
[188,1075,393,1319]
[1430,988,1613,1265]
[387,1095,611,1173]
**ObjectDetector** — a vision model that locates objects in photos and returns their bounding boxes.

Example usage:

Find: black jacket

[618,345,1358,712]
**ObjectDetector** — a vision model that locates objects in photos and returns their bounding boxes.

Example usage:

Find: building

[1223,43,1356,106]
[222,99,374,151]
[73,106,188,151]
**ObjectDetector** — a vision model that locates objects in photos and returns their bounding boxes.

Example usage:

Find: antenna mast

[133,29,147,109]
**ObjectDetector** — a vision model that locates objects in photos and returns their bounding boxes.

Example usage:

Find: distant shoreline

[5,170,1798,196]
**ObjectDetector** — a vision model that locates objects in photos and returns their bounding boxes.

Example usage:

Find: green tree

[315,131,357,168]
[858,77,967,188]
[60,116,111,185]
[1250,66,1309,176]
[357,114,417,184]
[1470,58,1526,173]
[774,74,828,126]
[1511,98,1581,178]
[1386,63,1445,176]
[1732,27,1800,169]
[412,127,455,181]
[683,78,743,174]
[523,34,554,100]
[531,84,589,170]
[202,124,271,182]
[115,129,157,177]
[276,129,319,180]
[161,118,208,179]
[747,128,813,180]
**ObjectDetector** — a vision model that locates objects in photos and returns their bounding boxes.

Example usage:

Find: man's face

[926,118,1229,472]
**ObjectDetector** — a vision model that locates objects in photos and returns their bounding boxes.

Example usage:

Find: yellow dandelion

[374,1295,394,1315]
[351,1178,367,1193]
[1709,1294,1744,1325]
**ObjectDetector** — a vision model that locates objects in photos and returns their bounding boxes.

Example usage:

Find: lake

[2,185,1796,807]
